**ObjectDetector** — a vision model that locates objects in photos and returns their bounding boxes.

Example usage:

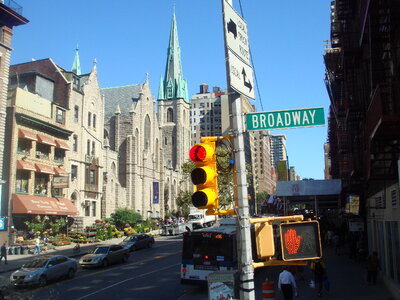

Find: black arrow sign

[242,68,253,92]
[227,19,237,39]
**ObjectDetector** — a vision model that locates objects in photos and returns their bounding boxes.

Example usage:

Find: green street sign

[246,107,325,131]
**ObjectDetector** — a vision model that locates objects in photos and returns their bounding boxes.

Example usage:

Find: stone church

[102,12,191,219]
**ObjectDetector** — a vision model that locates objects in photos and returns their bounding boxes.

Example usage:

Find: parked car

[10,255,78,287]
[79,244,129,268]
[119,234,155,252]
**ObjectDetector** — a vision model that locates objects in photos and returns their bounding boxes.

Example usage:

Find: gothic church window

[144,115,151,150]
[167,108,173,122]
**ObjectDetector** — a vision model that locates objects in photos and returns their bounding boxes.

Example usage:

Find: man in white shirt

[33,236,41,255]
[278,266,297,300]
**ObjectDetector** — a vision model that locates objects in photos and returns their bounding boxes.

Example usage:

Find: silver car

[10,255,78,287]
[78,244,129,268]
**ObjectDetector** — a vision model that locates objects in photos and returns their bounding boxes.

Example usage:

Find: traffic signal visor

[189,142,218,209]
[280,221,322,261]
[254,223,275,259]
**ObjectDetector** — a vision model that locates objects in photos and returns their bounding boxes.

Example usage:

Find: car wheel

[38,275,47,287]
[102,259,109,267]
[67,268,76,279]
[122,254,129,262]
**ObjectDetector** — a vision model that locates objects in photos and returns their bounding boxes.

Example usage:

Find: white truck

[187,207,216,229]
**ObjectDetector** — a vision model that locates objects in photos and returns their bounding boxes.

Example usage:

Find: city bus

[180,218,237,283]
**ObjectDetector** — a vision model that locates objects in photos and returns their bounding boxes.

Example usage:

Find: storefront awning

[55,139,70,151]
[37,134,56,146]
[12,194,79,216]
[16,160,36,171]
[18,128,37,141]
[54,167,68,176]
[35,163,55,174]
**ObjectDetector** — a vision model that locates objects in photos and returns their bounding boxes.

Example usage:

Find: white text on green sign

[246,107,325,131]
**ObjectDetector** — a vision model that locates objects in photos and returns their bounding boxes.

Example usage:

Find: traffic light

[254,223,275,259]
[280,221,322,261]
[189,140,218,210]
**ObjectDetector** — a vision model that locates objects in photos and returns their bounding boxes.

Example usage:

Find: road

[6,235,198,300]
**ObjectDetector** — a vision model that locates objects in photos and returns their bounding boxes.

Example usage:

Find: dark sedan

[10,255,77,287]
[119,234,155,252]
[78,244,129,268]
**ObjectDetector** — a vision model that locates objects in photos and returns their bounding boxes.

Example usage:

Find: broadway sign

[246,107,325,131]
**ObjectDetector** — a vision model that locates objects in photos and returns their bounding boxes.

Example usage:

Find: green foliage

[176,190,192,217]
[216,147,234,208]
[23,215,67,236]
[111,208,142,230]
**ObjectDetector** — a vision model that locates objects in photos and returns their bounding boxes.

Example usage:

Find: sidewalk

[0,237,126,275]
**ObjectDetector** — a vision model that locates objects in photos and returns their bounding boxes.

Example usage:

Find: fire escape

[324,0,400,210]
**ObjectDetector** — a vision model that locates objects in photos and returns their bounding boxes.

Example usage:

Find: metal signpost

[222,0,255,299]
[246,107,325,131]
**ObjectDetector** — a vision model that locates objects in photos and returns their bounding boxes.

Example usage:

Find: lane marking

[75,263,180,300]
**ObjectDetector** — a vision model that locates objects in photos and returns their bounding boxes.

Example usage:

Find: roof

[102,85,142,118]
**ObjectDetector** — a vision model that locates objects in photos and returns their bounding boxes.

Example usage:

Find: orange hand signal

[284,229,301,254]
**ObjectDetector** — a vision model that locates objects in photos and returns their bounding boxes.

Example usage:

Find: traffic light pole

[222,1,254,298]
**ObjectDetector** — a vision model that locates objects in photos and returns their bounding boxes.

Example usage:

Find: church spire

[159,10,189,102]
[71,45,81,75]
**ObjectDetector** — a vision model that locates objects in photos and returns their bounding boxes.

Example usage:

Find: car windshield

[123,236,137,242]
[188,215,202,221]
[92,247,109,254]
[23,259,48,268]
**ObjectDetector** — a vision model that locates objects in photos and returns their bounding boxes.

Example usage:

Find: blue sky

[10,0,331,180]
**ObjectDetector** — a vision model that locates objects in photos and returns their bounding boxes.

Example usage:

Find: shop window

[52,187,63,197]
[17,139,31,155]
[36,143,50,160]
[54,148,65,162]
[15,170,29,193]
[34,173,48,196]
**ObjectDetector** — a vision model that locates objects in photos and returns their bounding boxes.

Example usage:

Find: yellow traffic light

[189,140,218,210]
[280,221,322,261]
[254,223,275,259]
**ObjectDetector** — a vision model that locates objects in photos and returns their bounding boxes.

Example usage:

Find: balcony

[3,0,23,15]
[85,155,99,166]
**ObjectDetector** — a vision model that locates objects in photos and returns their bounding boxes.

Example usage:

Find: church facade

[102,12,191,219]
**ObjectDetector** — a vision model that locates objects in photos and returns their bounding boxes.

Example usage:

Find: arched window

[167,108,173,122]
[144,115,151,150]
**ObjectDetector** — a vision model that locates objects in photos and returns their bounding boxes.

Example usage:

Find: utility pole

[222,0,255,298]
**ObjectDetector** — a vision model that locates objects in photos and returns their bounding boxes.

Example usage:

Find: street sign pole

[222,1,255,299]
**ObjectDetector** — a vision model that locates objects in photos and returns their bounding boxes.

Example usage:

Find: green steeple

[159,11,189,102]
[71,45,81,75]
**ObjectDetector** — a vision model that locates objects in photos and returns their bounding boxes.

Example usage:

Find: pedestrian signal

[189,140,218,210]
[280,221,322,261]
[254,223,275,259]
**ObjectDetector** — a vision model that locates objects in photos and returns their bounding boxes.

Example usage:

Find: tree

[176,190,192,217]
[111,208,142,230]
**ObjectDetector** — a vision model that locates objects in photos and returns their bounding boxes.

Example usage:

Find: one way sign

[223,0,250,65]
[228,50,255,99]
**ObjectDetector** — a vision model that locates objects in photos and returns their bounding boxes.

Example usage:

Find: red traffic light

[280,221,322,261]
[189,144,214,162]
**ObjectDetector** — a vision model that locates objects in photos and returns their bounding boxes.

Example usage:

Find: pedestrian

[33,236,41,255]
[0,241,7,264]
[43,235,49,252]
[366,251,380,285]
[310,259,327,297]
[278,266,298,300]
